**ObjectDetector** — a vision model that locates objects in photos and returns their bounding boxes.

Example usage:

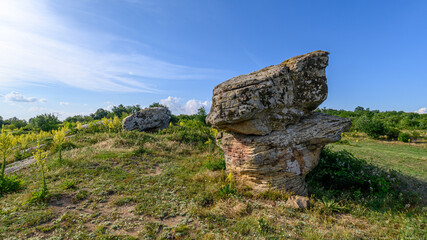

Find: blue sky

[0,0,426,120]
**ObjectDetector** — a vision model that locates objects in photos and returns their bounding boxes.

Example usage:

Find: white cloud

[160,96,210,115]
[0,0,222,93]
[39,98,47,103]
[415,107,427,114]
[28,106,48,113]
[4,91,37,102]
[59,101,69,105]
[106,105,114,111]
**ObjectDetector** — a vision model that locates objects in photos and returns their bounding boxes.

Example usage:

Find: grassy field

[330,133,427,181]
[0,128,426,239]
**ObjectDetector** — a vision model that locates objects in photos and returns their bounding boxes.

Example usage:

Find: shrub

[355,116,386,139]
[203,156,226,171]
[385,127,400,139]
[398,132,411,143]
[306,148,397,197]
[410,131,420,139]
[159,119,212,146]
[0,175,23,197]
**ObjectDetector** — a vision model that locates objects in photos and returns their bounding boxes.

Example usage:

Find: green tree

[29,113,60,131]
[195,107,207,125]
[91,108,110,120]
[149,102,167,108]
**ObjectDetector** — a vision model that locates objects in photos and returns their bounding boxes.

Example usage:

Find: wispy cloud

[160,96,210,115]
[39,98,47,103]
[4,92,38,103]
[0,0,221,93]
[59,101,69,105]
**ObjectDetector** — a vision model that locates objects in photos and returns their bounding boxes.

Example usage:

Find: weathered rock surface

[285,196,311,209]
[122,107,171,132]
[207,51,352,196]
[220,113,351,195]
[206,50,329,135]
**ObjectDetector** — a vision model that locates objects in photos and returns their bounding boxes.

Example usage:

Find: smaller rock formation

[122,107,171,132]
[207,51,352,196]
[285,196,311,209]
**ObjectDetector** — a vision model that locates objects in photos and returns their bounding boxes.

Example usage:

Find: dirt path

[5,156,35,175]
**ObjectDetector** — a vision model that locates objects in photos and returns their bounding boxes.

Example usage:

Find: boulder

[206,50,329,135]
[285,196,311,209]
[207,51,351,196]
[122,107,171,132]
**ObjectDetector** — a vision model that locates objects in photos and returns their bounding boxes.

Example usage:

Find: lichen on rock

[207,51,351,196]
[122,107,171,132]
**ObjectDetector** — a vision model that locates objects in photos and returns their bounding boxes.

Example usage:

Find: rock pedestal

[207,51,351,196]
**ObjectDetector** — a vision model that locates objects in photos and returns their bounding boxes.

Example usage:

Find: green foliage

[385,127,400,139]
[62,178,76,189]
[398,132,411,143]
[74,190,89,202]
[258,218,275,235]
[148,102,167,108]
[317,106,427,130]
[410,131,420,139]
[31,141,50,203]
[307,148,397,198]
[355,116,386,139]
[0,175,23,197]
[159,119,212,145]
[203,156,225,171]
[317,197,347,214]
[0,128,15,177]
[29,113,60,131]
[195,107,207,125]
[217,171,236,198]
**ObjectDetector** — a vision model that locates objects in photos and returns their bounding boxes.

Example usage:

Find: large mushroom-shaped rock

[122,107,171,132]
[207,51,351,196]
[206,50,329,135]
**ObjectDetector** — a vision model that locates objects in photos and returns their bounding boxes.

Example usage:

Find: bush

[159,119,212,146]
[385,127,400,139]
[203,156,226,171]
[410,131,420,139]
[0,175,23,196]
[355,116,386,139]
[307,148,397,197]
[398,132,411,143]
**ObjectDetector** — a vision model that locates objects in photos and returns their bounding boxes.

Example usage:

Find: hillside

[0,119,425,239]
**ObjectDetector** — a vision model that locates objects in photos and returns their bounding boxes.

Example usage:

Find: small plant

[31,140,50,202]
[76,121,83,131]
[398,132,411,143]
[52,127,68,162]
[113,116,121,130]
[0,127,16,177]
[218,171,236,198]
[258,218,275,235]
[74,190,89,202]
[63,178,76,189]
[317,197,346,214]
